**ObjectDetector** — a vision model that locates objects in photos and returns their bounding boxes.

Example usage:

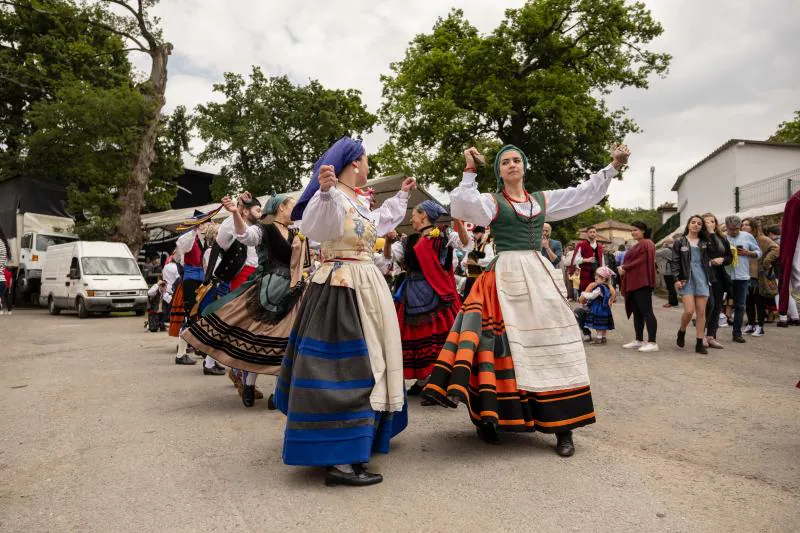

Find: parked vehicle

[39,241,148,318]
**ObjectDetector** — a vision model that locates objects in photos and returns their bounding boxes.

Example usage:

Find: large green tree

[195,67,377,198]
[378,0,670,192]
[549,202,661,245]
[769,110,800,144]
[0,0,133,181]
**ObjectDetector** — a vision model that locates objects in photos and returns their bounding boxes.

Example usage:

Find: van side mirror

[69,268,79,279]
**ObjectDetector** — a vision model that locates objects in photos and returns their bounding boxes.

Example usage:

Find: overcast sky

[136,0,800,209]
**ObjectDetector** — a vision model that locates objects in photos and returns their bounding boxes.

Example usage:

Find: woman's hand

[617,266,625,276]
[711,257,724,266]
[675,280,685,290]
[318,164,337,192]
[401,177,417,193]
[463,147,484,169]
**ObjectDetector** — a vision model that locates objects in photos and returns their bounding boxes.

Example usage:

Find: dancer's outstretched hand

[401,177,417,193]
[221,196,237,213]
[318,165,337,192]
[611,144,631,169]
[463,147,485,168]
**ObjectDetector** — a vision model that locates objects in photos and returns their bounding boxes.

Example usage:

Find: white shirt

[392,231,472,272]
[572,241,605,267]
[161,262,180,304]
[449,164,618,226]
[217,216,258,268]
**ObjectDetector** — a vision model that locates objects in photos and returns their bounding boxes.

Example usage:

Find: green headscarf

[263,194,288,217]
[494,144,529,192]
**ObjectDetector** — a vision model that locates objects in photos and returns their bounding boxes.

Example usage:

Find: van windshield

[81,257,141,276]
[35,234,78,251]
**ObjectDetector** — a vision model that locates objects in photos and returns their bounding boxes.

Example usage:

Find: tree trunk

[116,42,172,256]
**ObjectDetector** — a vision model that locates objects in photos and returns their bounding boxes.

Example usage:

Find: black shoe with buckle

[203,363,226,376]
[556,431,575,457]
[324,465,383,487]
[175,354,196,365]
[242,385,256,408]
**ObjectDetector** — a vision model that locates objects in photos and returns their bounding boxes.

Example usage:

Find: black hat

[193,209,204,218]
[473,226,486,234]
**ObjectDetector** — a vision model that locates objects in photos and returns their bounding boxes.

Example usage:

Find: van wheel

[76,298,89,319]
[48,297,61,315]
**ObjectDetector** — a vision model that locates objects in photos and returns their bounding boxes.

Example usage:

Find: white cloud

[137,0,799,208]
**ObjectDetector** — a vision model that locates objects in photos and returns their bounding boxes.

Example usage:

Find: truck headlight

[138,289,148,296]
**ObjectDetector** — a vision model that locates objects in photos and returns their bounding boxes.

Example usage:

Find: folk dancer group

[165,136,631,486]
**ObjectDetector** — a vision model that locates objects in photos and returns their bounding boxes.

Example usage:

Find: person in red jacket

[778,190,800,327]
[570,226,604,291]
[618,221,659,353]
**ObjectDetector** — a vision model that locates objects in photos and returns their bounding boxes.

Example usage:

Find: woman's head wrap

[417,200,448,223]
[291,136,366,221]
[263,194,289,217]
[494,145,529,192]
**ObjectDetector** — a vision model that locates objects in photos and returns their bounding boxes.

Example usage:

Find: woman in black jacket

[671,215,714,354]
[702,213,733,349]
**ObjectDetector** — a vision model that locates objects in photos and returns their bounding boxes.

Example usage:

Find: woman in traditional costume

[394,201,470,395]
[182,194,309,408]
[274,136,415,487]
[423,144,630,457]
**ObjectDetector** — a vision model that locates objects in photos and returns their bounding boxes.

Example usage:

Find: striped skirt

[168,282,185,338]
[181,284,295,375]
[423,262,596,434]
[274,270,407,467]
[398,301,460,380]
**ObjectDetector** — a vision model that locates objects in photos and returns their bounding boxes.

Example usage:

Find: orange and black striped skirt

[168,282,186,338]
[422,270,596,434]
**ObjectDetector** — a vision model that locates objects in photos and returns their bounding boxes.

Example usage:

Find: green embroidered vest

[490,191,547,253]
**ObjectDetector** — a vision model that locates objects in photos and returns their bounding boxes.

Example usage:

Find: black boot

[556,431,575,457]
[242,385,256,408]
[476,422,500,445]
[676,329,686,348]
[324,464,383,487]
[695,338,708,354]
[267,393,277,411]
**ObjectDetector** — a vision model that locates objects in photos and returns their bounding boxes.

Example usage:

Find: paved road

[1,301,798,533]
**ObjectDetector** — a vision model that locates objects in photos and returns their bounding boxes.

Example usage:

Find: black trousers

[705,280,725,338]
[663,274,679,306]
[182,279,201,326]
[745,281,767,328]
[629,287,657,342]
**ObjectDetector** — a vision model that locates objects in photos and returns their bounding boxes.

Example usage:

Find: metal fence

[736,168,800,212]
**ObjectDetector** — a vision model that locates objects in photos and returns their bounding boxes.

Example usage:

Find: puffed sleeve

[447,229,473,251]
[544,165,618,222]
[234,224,263,247]
[176,229,196,254]
[369,191,410,236]
[448,172,496,226]
[299,189,347,243]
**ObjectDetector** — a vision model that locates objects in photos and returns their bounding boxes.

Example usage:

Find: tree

[195,66,377,198]
[549,203,661,245]
[2,0,175,253]
[378,1,670,192]
[0,0,133,181]
[769,110,800,144]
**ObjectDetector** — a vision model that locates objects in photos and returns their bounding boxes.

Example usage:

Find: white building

[671,139,800,227]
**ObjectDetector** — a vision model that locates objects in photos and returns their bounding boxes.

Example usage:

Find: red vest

[183,237,203,268]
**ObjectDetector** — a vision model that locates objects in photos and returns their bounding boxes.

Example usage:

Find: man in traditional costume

[423,144,630,457]
[174,211,212,365]
[274,137,415,486]
[570,226,604,292]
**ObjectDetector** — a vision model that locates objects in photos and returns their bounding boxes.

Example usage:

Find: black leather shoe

[676,330,686,348]
[556,431,575,457]
[203,363,226,376]
[732,336,746,343]
[407,382,424,396]
[790,319,800,326]
[695,338,708,354]
[324,465,383,487]
[476,423,500,445]
[175,354,197,365]
[267,393,276,410]
[242,385,256,408]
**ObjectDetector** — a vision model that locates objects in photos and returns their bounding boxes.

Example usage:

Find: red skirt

[230,265,256,291]
[398,299,461,380]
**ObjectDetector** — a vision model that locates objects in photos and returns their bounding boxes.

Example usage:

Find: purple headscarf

[291,136,366,221]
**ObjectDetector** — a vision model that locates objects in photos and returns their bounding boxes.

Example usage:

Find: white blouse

[391,230,473,265]
[449,164,619,226]
[300,187,410,243]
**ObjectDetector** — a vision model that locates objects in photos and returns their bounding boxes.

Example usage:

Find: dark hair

[701,212,725,239]
[742,217,763,237]
[765,225,780,236]
[617,244,626,251]
[683,215,710,241]
[631,221,652,239]
[586,226,597,232]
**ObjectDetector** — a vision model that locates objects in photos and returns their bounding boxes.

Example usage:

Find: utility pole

[650,166,655,210]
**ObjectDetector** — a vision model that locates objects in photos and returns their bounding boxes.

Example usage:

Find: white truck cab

[39,241,148,318]
[16,231,79,303]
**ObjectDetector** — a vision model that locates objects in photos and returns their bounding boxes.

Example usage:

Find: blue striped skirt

[274,278,407,466]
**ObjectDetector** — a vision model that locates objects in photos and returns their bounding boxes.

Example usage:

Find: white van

[39,241,148,318]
